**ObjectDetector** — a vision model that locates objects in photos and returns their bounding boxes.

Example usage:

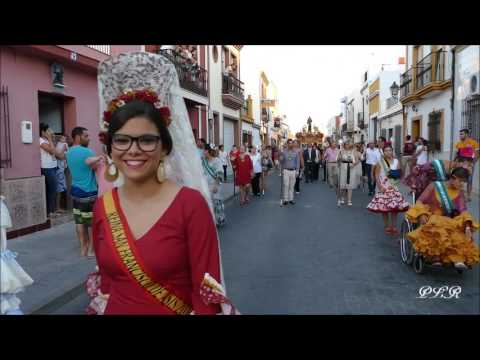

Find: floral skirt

[85,270,108,315]
[407,214,480,266]
[367,186,410,213]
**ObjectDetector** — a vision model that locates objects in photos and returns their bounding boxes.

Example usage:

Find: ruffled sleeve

[453,212,479,232]
[184,189,222,315]
[406,202,432,223]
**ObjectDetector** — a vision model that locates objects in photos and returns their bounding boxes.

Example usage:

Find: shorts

[72,195,97,226]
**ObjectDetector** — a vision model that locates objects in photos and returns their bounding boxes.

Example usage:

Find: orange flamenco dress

[405,183,480,267]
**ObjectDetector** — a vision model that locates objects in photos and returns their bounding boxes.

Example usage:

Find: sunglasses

[112,134,161,152]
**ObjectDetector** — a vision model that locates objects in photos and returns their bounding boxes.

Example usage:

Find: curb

[28,281,86,315]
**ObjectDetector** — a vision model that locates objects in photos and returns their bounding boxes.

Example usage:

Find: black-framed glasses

[112,134,161,152]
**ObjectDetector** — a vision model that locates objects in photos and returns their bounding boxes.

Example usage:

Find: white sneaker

[340,199,345,205]
[337,199,341,207]
[454,262,468,270]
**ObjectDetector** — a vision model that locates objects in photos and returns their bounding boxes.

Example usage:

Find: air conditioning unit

[469,74,480,96]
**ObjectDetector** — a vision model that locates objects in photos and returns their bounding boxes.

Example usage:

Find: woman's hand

[465,226,472,240]
[419,215,428,225]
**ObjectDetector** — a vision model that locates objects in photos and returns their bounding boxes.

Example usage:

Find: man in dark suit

[312,143,320,181]
[303,143,316,183]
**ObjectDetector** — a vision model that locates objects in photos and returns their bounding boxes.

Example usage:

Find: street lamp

[390,81,399,99]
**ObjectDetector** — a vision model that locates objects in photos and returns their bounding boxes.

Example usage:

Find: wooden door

[412,119,421,140]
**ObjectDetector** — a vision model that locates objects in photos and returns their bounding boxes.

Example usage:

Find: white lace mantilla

[97,52,227,291]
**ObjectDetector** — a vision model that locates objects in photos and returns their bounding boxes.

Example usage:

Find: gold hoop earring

[156,160,166,183]
[104,162,119,182]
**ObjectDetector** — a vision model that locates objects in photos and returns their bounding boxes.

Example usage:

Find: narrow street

[53,170,479,315]
[220,170,480,314]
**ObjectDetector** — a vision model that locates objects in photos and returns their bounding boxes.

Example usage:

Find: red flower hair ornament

[99,89,172,145]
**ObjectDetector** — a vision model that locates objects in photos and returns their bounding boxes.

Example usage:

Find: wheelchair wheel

[413,255,424,274]
[400,220,414,265]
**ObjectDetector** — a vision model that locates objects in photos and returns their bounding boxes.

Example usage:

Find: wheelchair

[400,191,469,275]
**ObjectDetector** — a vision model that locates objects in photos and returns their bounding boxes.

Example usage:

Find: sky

[241,45,405,134]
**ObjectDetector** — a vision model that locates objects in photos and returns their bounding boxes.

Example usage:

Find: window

[223,47,229,71]
[461,96,480,144]
[212,46,219,63]
[428,111,442,151]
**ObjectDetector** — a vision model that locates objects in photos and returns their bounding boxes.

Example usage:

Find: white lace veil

[97,52,226,291]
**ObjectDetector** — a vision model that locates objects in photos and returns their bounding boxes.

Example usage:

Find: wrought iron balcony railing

[222,74,244,100]
[159,49,208,97]
[400,67,414,98]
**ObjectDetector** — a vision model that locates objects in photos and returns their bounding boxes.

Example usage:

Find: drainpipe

[207,45,211,144]
[449,47,456,161]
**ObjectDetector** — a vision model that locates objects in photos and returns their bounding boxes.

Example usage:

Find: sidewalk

[7,222,96,314]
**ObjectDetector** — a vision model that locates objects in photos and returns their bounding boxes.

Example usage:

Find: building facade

[0,45,141,237]
[453,45,480,194]
[400,45,453,162]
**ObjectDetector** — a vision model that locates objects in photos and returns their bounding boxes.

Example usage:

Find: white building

[401,45,453,162]
[207,45,243,154]
[326,115,337,138]
[452,45,480,194]
[368,69,402,144]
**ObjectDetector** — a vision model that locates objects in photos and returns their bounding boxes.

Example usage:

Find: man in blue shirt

[65,127,104,257]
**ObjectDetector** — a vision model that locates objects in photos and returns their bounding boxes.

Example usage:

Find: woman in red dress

[233,145,253,206]
[87,52,238,315]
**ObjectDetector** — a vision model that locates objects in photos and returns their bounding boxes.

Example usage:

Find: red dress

[92,187,222,315]
[234,154,253,186]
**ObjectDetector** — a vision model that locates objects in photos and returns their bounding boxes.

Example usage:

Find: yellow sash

[103,190,192,315]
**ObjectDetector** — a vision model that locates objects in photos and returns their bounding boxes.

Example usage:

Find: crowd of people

[195,138,275,209]
[277,130,479,271]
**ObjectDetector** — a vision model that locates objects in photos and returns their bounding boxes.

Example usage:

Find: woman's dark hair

[455,155,473,164]
[383,144,394,152]
[107,100,173,156]
[451,167,469,181]
[40,123,49,134]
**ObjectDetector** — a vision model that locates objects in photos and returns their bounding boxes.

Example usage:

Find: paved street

[220,170,479,314]
[40,168,480,315]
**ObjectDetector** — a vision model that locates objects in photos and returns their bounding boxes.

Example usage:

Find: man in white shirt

[365,142,381,196]
[218,145,229,182]
[250,146,263,197]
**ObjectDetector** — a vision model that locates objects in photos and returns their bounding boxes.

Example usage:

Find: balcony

[222,74,244,110]
[400,67,414,99]
[401,50,450,103]
[158,49,208,97]
[241,100,254,123]
[416,51,447,90]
